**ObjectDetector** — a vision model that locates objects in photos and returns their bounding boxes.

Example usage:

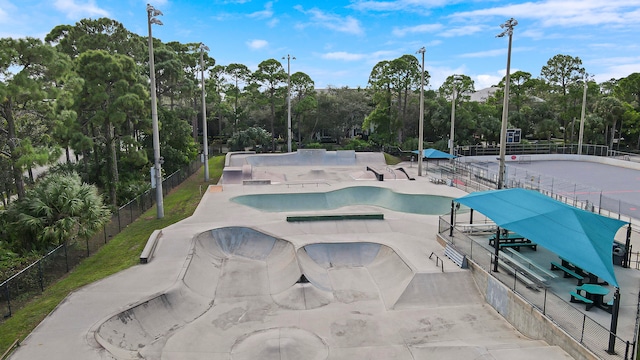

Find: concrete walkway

[9,151,578,360]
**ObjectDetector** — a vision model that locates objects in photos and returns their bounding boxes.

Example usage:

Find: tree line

[1,17,639,254]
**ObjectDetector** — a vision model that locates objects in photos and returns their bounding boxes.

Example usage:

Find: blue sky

[1,0,640,90]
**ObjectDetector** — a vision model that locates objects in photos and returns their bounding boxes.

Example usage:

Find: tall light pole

[578,76,588,155]
[449,75,463,156]
[496,18,517,189]
[200,43,210,182]
[417,47,426,176]
[283,54,296,153]
[147,3,164,218]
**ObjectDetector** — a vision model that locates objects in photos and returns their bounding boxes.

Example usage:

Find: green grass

[0,155,225,356]
[384,152,402,165]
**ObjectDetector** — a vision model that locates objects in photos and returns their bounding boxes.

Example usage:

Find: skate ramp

[298,242,414,309]
[94,283,213,359]
[221,164,253,184]
[394,271,483,309]
[245,149,359,166]
[232,186,455,215]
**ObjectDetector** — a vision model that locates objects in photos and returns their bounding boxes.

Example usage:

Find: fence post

[117,209,121,232]
[4,283,11,318]
[64,242,69,273]
[38,259,44,292]
[86,236,90,258]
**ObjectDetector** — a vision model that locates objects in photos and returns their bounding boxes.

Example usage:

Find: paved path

[8,152,580,360]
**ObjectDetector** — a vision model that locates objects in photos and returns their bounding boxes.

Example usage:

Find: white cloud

[349,0,452,13]
[322,52,366,61]
[248,1,273,19]
[54,0,109,19]
[247,39,268,50]
[392,23,442,37]
[590,56,640,82]
[439,24,485,38]
[295,6,364,36]
[474,73,503,89]
[459,48,505,58]
[321,50,397,63]
[427,64,469,89]
[459,46,532,59]
[145,0,168,6]
[0,5,8,22]
[451,1,640,28]
[267,18,279,27]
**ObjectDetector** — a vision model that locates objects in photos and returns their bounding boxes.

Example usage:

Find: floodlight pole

[497,18,517,190]
[578,77,588,155]
[417,47,426,176]
[449,75,463,156]
[147,4,164,219]
[283,54,295,153]
[200,43,210,182]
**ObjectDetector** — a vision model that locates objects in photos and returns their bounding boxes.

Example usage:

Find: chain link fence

[0,160,201,322]
[439,218,637,360]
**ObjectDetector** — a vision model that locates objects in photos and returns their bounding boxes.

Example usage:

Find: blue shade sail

[456,188,628,287]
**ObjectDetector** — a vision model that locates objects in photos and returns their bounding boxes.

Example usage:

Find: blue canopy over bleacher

[456,188,628,287]
[411,148,456,159]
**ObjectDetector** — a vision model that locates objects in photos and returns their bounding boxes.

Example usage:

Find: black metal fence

[455,143,612,157]
[437,159,639,226]
[0,160,201,321]
[439,218,637,360]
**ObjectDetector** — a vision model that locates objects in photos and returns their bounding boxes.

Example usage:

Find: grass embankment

[384,152,402,165]
[0,155,225,356]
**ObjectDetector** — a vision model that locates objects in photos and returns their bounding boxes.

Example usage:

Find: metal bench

[504,248,557,279]
[496,257,537,290]
[499,251,548,286]
[550,261,585,285]
[444,244,467,268]
[456,223,497,233]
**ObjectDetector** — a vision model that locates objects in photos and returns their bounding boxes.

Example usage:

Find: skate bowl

[94,227,419,358]
[231,186,455,214]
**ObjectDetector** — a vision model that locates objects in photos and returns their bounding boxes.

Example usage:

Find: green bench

[550,261,584,285]
[286,214,384,222]
[498,242,537,251]
[570,291,594,310]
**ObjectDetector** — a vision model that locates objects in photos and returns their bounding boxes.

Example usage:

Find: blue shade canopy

[456,188,628,287]
[411,148,456,159]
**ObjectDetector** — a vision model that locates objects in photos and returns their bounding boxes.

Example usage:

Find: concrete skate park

[11,149,640,360]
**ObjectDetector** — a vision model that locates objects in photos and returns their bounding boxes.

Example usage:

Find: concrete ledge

[243,179,271,185]
[140,229,162,264]
[286,214,384,222]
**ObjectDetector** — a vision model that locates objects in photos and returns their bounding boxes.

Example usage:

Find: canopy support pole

[493,227,500,272]
[608,288,621,354]
[624,224,631,268]
[449,201,455,237]
[470,209,474,224]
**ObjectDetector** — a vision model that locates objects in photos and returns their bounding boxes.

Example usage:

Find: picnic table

[572,284,611,311]
[489,233,537,251]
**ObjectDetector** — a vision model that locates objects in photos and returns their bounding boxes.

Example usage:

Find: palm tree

[595,96,624,149]
[3,172,111,251]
